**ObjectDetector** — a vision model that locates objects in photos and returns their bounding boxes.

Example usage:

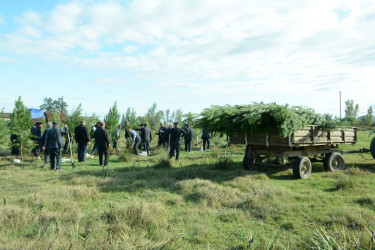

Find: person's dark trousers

[113,140,118,149]
[203,138,210,150]
[98,145,109,166]
[133,137,141,155]
[185,140,192,152]
[49,148,62,170]
[169,141,181,160]
[92,143,98,154]
[77,142,87,162]
[158,139,168,150]
[144,140,150,155]
[32,139,41,156]
[44,148,50,164]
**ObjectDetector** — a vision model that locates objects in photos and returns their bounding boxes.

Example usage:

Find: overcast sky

[0,0,374,118]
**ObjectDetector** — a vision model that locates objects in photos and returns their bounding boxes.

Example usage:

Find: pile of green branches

[196,103,340,138]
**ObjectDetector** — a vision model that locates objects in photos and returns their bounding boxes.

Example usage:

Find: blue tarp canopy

[28,108,45,119]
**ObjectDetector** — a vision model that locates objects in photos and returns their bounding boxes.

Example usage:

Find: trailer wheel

[293,156,312,179]
[243,154,256,170]
[370,137,375,160]
[323,152,345,171]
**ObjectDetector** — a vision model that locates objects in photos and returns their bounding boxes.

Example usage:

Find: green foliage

[182,112,199,126]
[66,104,83,136]
[145,102,163,130]
[363,106,374,126]
[53,110,61,124]
[40,96,68,114]
[9,96,33,159]
[0,109,9,144]
[344,99,359,124]
[123,107,138,129]
[197,103,341,138]
[104,101,121,143]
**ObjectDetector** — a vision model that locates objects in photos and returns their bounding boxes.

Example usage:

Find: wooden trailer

[229,125,358,179]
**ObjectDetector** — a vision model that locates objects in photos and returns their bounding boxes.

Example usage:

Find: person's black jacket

[156,126,167,140]
[44,127,69,149]
[202,128,211,139]
[170,127,186,143]
[31,125,42,139]
[145,127,152,141]
[184,127,194,141]
[95,127,110,147]
[75,124,90,144]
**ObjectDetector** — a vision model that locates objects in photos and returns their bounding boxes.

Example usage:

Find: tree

[9,97,33,160]
[104,102,121,143]
[40,96,68,114]
[162,109,172,124]
[145,102,163,130]
[66,104,83,137]
[344,99,359,121]
[123,107,138,129]
[0,109,9,144]
[54,96,68,114]
[363,106,374,126]
[40,97,54,112]
[182,112,199,126]
[53,110,61,124]
[171,109,184,125]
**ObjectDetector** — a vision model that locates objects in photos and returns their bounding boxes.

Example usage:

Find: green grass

[0,132,375,248]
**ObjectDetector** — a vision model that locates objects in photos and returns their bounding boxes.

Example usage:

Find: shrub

[153,154,172,169]
[334,175,355,191]
[214,156,233,170]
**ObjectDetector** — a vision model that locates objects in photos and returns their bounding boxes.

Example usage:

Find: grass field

[1,131,375,249]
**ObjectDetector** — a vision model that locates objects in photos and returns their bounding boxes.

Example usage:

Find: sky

[0,0,374,118]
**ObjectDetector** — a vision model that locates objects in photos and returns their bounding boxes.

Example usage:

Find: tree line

[0,96,373,159]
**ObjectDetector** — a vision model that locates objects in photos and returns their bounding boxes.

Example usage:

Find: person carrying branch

[43,122,68,171]
[169,122,186,160]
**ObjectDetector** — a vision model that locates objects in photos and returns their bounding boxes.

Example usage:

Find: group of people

[23,120,212,170]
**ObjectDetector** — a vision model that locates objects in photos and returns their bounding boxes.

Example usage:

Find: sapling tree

[104,101,121,143]
[9,97,33,160]
[66,104,83,136]
[123,107,138,129]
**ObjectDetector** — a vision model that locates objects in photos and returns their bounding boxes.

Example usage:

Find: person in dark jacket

[75,120,90,162]
[184,123,194,152]
[43,122,68,171]
[91,122,100,154]
[128,128,141,155]
[135,124,146,150]
[42,122,52,164]
[201,128,211,150]
[94,121,110,166]
[169,122,186,160]
[31,121,43,157]
[156,123,168,149]
[144,124,152,155]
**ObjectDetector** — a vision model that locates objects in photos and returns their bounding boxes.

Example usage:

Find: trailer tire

[323,152,345,171]
[293,156,312,179]
[370,137,375,160]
